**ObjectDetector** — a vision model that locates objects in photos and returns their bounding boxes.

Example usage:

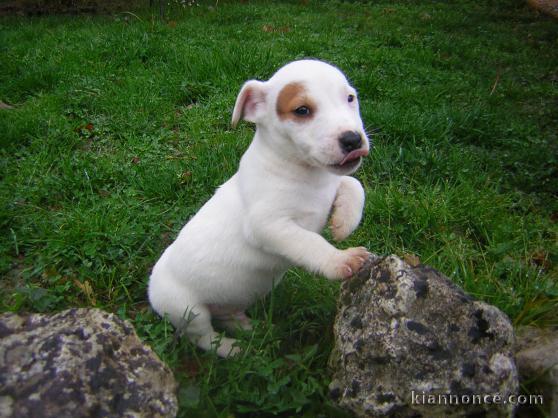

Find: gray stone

[515,326,557,417]
[0,308,177,418]
[329,254,518,417]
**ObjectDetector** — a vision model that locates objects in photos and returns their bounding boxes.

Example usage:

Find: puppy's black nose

[339,131,362,153]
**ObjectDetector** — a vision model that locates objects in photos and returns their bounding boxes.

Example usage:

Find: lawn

[0,0,557,416]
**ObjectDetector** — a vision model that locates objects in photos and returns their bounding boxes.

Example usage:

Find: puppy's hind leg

[209,304,253,334]
[184,304,241,358]
[149,280,240,358]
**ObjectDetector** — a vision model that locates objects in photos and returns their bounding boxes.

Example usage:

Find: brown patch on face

[276,82,316,122]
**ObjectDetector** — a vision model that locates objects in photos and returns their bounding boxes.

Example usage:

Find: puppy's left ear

[231,80,267,128]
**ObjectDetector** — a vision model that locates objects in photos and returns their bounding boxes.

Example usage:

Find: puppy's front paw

[322,247,370,280]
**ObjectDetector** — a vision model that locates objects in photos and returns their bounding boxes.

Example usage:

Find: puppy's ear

[231,80,267,128]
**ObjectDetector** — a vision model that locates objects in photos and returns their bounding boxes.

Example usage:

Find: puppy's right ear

[231,80,267,128]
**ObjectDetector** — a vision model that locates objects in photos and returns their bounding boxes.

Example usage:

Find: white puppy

[148,60,370,357]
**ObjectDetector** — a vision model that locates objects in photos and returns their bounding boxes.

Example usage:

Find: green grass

[1,0,557,416]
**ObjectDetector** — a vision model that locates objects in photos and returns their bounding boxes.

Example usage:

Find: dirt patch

[0,0,143,16]
[528,0,558,18]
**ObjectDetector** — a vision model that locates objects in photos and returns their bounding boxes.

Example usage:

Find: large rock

[329,255,518,417]
[515,326,557,417]
[0,308,177,418]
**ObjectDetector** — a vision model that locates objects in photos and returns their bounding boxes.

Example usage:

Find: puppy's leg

[209,304,253,333]
[149,280,240,357]
[250,215,369,281]
[185,305,241,358]
[330,176,365,242]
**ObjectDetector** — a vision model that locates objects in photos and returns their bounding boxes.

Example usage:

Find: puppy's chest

[292,188,337,233]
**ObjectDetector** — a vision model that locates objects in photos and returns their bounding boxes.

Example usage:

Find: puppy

[148,60,370,357]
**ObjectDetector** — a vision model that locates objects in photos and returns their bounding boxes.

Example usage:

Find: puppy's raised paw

[330,216,352,242]
[329,176,365,242]
[322,246,370,280]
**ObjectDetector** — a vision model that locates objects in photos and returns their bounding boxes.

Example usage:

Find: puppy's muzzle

[338,131,368,166]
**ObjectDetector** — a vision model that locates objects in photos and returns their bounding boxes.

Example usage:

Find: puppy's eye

[293,106,311,117]
[348,94,356,103]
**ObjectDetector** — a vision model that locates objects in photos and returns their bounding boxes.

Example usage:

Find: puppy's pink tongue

[339,149,369,166]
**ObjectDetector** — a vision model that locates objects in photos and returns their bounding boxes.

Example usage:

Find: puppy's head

[232,60,369,175]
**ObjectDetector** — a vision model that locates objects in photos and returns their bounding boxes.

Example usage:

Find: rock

[0,308,177,418]
[515,326,557,417]
[329,255,518,418]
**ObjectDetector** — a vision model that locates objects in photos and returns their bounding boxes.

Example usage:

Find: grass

[0,0,557,416]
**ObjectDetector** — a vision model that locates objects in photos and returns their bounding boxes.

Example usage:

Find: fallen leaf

[530,250,551,270]
[420,12,432,21]
[160,231,172,244]
[179,170,192,184]
[42,267,59,280]
[262,24,290,33]
[73,279,97,305]
[178,359,201,377]
[403,253,421,267]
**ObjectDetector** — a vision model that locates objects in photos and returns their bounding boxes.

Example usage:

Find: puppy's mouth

[330,148,369,169]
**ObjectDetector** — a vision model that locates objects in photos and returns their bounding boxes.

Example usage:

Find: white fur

[148,60,370,357]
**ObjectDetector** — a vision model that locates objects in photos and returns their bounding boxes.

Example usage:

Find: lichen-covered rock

[515,326,557,417]
[329,255,518,418]
[0,308,177,418]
